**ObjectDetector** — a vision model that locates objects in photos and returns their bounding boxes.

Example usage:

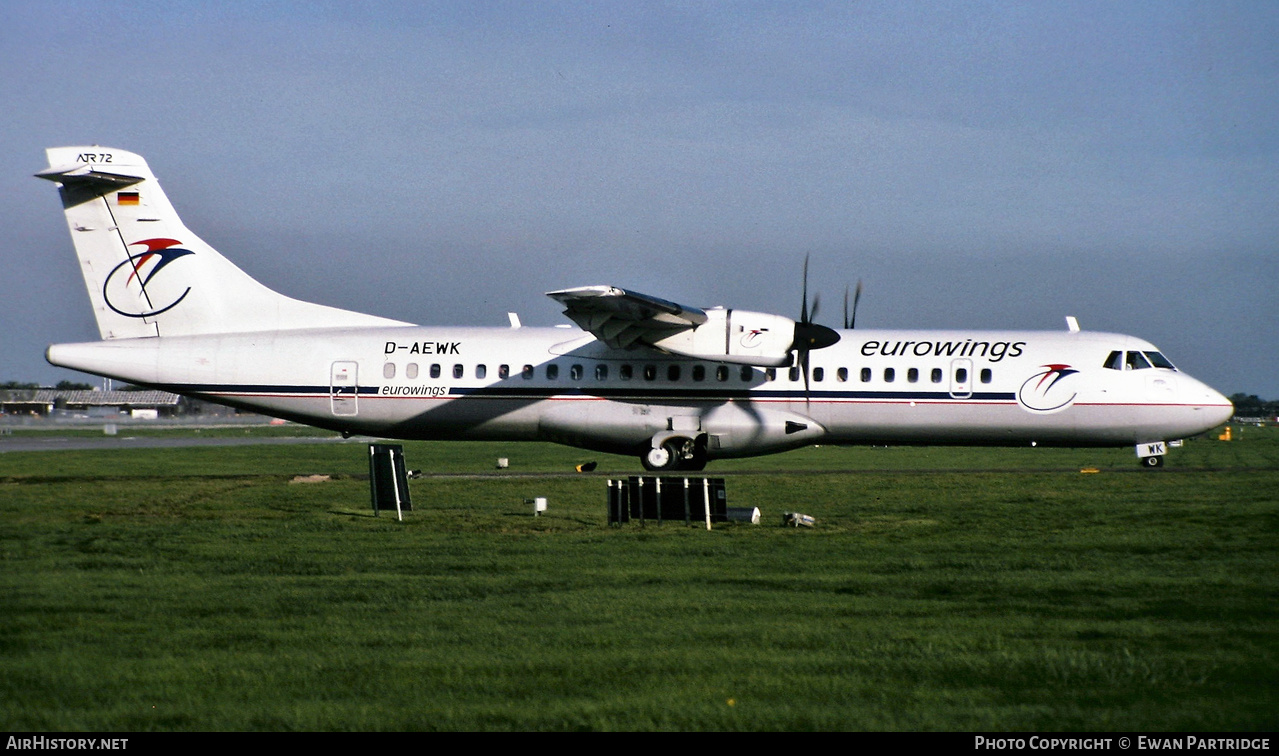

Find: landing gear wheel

[1141,455,1164,469]
[641,442,680,472]
[683,454,707,472]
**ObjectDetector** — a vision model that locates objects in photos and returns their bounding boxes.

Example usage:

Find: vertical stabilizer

[37,146,409,339]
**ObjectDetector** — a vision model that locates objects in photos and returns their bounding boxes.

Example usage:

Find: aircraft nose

[1208,388,1234,427]
[1188,379,1234,429]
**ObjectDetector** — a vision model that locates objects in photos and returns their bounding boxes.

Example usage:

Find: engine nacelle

[649,309,798,367]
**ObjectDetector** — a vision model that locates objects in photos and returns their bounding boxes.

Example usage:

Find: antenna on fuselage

[1066,316,1081,332]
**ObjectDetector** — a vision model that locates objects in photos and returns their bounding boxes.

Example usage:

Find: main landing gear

[641,435,707,472]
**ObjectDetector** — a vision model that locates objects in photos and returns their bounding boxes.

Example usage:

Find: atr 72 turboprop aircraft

[37,146,1232,470]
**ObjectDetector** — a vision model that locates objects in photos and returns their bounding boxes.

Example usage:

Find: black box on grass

[607,477,726,526]
[369,443,412,515]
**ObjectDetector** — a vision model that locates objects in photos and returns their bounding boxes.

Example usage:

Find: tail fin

[37,147,409,340]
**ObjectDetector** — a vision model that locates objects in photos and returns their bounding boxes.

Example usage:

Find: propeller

[843,280,863,330]
[792,255,840,401]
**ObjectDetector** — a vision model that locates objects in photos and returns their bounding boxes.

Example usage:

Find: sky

[2,1,1276,398]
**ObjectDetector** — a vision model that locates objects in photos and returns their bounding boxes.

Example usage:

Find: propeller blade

[793,254,840,405]
[801,346,811,403]
[800,255,810,324]
[850,279,863,330]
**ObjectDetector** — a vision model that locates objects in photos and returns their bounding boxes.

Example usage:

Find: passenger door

[330,361,359,416]
[949,358,973,399]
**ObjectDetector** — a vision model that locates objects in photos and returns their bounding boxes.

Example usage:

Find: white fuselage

[47,324,1234,460]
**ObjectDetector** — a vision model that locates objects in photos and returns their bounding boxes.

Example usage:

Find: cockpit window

[1105,350,1177,371]
[1143,351,1177,370]
[1125,351,1152,370]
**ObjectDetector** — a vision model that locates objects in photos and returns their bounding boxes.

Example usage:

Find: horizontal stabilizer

[35,163,144,191]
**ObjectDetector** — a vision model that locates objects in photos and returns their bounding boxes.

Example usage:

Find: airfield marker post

[636,477,645,527]
[655,477,662,523]
[703,478,712,531]
[683,478,691,525]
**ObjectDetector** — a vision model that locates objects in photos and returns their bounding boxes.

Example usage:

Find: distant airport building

[0,388,184,418]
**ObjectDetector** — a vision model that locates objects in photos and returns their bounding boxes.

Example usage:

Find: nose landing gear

[1137,441,1168,469]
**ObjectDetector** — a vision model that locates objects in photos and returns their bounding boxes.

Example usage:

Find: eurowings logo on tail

[1017,364,1080,413]
[103,238,195,318]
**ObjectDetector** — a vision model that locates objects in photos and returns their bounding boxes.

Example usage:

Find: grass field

[1,425,1276,731]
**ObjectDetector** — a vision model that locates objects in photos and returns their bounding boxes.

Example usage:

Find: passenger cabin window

[620,364,633,380]
[813,367,824,382]
[521,364,534,379]
[884,367,895,383]
[906,368,918,383]
[570,364,583,380]
[837,367,848,382]
[692,365,705,381]
[431,364,441,379]
[546,364,559,380]
[740,366,753,382]
[766,368,776,381]
[788,366,801,382]
[667,365,680,381]
[406,363,419,379]
[931,368,943,383]
[716,365,729,382]
[860,367,871,383]
[595,364,608,380]
[644,365,657,381]
[475,364,487,379]
[498,364,509,379]
[955,367,968,383]
[453,364,464,379]
[980,368,992,384]
[383,363,396,379]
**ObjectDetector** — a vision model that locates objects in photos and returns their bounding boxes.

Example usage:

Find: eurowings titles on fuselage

[37,147,1233,470]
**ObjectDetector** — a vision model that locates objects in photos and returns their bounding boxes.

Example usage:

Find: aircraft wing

[547,286,708,349]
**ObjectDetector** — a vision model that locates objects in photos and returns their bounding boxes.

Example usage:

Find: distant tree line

[2,380,96,390]
[1229,393,1279,417]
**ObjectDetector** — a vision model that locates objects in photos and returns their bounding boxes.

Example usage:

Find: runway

[0,432,354,454]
